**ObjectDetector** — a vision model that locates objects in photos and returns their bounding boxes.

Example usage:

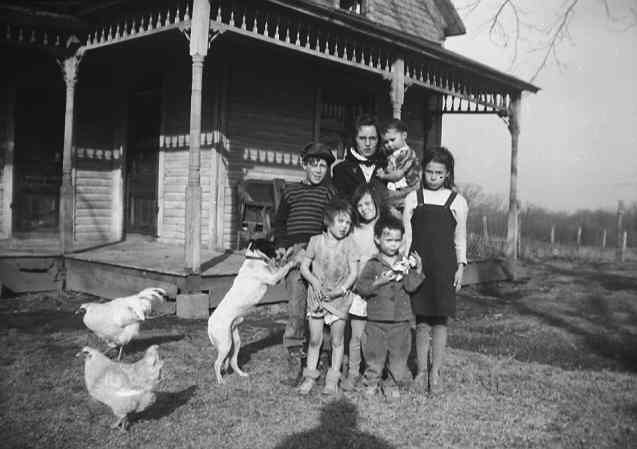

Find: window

[339,1,366,15]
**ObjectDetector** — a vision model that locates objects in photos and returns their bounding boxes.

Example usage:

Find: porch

[0,234,510,305]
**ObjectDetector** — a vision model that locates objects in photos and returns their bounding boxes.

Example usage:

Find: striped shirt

[273,182,335,248]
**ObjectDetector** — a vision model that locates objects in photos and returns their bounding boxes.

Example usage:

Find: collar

[348,147,377,166]
[244,254,270,262]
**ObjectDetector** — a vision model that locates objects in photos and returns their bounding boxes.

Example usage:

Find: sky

[442,0,637,212]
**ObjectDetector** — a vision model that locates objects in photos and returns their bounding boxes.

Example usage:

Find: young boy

[354,214,424,399]
[375,119,421,213]
[272,142,336,386]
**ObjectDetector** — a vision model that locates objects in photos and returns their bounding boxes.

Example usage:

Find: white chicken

[77,287,166,360]
[78,345,164,431]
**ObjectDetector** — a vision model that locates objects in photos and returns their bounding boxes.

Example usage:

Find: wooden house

[0,0,538,301]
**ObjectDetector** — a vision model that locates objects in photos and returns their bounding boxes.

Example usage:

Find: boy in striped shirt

[273,142,336,386]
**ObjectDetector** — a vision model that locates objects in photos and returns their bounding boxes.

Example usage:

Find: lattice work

[83,1,192,50]
[404,58,512,114]
[207,0,393,76]
[3,23,68,49]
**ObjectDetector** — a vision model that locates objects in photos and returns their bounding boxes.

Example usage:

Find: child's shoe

[364,383,379,397]
[383,384,400,401]
[413,372,428,392]
[428,370,443,395]
[340,373,360,391]
[321,368,341,396]
[297,368,320,395]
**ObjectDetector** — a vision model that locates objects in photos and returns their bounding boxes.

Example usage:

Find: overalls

[410,189,458,318]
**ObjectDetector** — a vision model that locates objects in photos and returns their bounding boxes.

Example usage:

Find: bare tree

[454,0,637,82]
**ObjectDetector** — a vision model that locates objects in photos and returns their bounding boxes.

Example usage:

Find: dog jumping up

[208,239,302,384]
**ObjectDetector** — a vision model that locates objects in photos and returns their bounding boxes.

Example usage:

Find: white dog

[208,239,301,384]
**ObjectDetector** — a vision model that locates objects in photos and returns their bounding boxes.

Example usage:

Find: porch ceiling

[1,0,539,114]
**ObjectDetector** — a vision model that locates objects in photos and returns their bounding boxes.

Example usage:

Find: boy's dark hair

[374,213,404,237]
[323,197,354,227]
[353,114,381,139]
[383,118,408,134]
[422,146,455,189]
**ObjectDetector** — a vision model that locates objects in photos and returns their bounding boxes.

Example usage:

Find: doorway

[12,86,64,234]
[125,88,161,236]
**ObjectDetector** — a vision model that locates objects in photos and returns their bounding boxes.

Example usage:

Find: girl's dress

[409,188,467,317]
[305,233,357,322]
[348,221,377,317]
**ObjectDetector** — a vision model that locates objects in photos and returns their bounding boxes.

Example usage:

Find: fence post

[621,231,628,262]
[616,200,625,262]
[601,228,607,249]
[517,218,522,258]
[576,226,582,254]
[482,215,489,241]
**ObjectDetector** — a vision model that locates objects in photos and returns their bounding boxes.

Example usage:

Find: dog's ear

[251,238,276,259]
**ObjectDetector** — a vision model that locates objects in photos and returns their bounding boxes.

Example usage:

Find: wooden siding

[74,163,113,241]
[225,45,315,248]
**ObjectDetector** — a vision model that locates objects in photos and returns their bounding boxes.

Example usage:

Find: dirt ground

[1,259,636,449]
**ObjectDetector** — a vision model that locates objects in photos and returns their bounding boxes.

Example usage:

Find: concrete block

[176,293,210,319]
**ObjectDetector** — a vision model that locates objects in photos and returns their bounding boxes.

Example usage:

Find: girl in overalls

[402,147,468,394]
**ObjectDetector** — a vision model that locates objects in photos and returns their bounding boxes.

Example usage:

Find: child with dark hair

[341,184,383,391]
[273,142,336,386]
[355,214,424,399]
[376,119,421,212]
[297,198,359,396]
[402,146,468,395]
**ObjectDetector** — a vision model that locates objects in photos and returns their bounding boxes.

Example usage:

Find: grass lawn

[1,259,636,449]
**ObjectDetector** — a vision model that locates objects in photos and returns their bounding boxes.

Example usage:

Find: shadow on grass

[512,299,637,372]
[238,329,284,367]
[136,385,197,423]
[126,334,186,355]
[274,399,394,449]
[2,310,86,333]
[545,262,637,292]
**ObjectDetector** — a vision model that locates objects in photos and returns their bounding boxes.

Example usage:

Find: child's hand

[325,287,346,300]
[453,264,465,292]
[409,251,422,274]
[375,270,397,286]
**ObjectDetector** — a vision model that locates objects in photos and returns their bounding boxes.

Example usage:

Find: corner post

[184,0,210,275]
[389,58,405,119]
[59,51,83,254]
[505,92,521,260]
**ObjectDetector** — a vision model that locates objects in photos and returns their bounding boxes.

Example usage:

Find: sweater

[272,182,335,248]
[355,254,425,322]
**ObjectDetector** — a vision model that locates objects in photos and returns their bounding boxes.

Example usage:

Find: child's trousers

[363,320,412,387]
[283,267,307,350]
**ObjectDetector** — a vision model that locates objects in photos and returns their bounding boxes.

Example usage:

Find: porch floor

[0,234,245,276]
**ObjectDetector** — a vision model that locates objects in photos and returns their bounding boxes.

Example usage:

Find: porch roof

[1,0,539,112]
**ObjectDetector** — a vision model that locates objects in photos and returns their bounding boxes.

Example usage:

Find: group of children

[272,117,468,399]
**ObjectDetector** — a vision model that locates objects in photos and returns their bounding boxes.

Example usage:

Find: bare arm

[401,192,417,255]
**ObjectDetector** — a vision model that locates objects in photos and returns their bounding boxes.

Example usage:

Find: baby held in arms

[376,119,421,212]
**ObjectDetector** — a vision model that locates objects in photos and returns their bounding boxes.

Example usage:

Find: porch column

[389,58,405,119]
[59,52,83,253]
[184,0,210,274]
[1,83,16,239]
[505,92,522,259]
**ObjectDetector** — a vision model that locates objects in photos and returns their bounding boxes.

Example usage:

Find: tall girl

[341,185,383,391]
[402,147,468,394]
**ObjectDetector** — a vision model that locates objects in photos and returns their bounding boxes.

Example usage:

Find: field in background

[1,259,636,448]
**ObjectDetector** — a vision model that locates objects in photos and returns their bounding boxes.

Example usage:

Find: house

[0,0,538,299]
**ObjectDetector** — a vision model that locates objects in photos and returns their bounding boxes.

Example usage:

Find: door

[125,89,161,236]
[13,86,63,233]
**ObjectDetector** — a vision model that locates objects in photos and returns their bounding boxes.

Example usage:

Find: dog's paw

[237,370,249,378]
